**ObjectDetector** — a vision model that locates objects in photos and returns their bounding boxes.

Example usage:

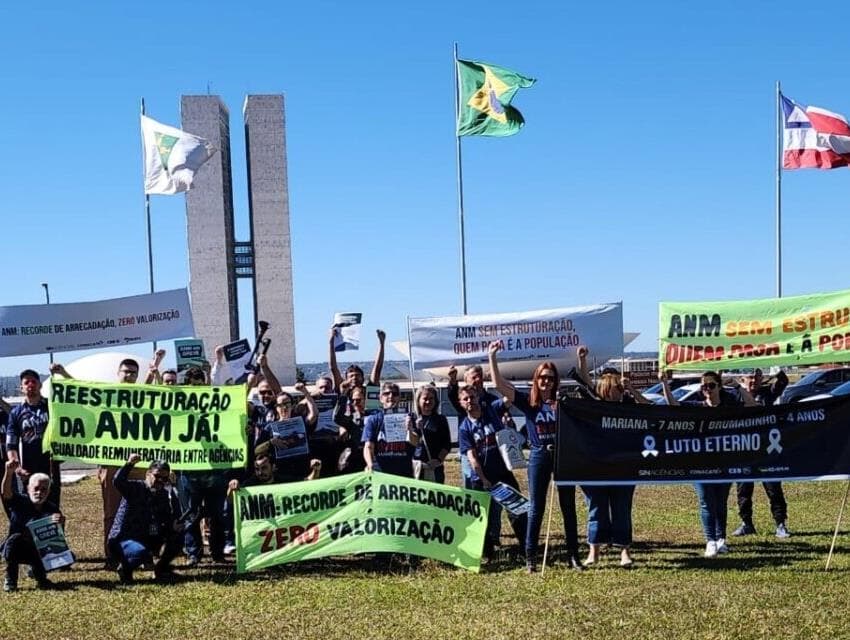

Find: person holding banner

[457,386,528,563]
[109,454,183,584]
[412,386,451,484]
[1,459,62,591]
[488,343,582,572]
[256,384,320,482]
[362,383,419,477]
[733,370,791,539]
[448,364,501,487]
[577,347,651,568]
[661,371,757,557]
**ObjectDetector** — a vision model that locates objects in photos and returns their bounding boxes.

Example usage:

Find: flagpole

[776,81,782,298]
[141,98,157,350]
[454,42,469,315]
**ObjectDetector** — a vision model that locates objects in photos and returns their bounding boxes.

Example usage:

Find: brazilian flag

[456,59,536,137]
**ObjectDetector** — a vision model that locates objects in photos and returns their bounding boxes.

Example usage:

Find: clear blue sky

[2,1,850,376]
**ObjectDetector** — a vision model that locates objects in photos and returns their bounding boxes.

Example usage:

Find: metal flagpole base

[826,479,850,570]
[540,480,556,575]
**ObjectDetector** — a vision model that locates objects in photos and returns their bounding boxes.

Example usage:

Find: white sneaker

[775,523,791,539]
[223,543,237,555]
[716,538,729,554]
[704,541,718,557]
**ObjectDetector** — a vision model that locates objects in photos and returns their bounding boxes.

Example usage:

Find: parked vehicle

[779,367,850,404]
[799,379,850,403]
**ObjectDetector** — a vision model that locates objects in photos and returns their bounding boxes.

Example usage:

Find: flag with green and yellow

[456,59,536,137]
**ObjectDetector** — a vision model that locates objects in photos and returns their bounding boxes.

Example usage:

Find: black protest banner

[555,396,850,485]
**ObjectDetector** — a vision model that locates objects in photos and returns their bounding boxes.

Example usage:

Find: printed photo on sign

[222,338,253,383]
[333,312,362,352]
[365,385,381,412]
[176,339,206,371]
[382,412,409,443]
[26,516,74,571]
[489,482,530,515]
[269,417,309,460]
[314,394,339,434]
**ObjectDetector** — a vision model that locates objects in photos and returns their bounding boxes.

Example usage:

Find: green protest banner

[659,287,850,370]
[44,379,247,470]
[234,471,490,573]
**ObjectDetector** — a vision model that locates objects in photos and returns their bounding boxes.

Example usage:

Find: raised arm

[145,349,166,385]
[659,373,679,406]
[1,459,18,500]
[623,377,652,404]
[49,363,73,379]
[730,378,759,407]
[328,327,343,391]
[487,342,515,403]
[294,382,318,426]
[369,330,386,385]
[257,354,282,395]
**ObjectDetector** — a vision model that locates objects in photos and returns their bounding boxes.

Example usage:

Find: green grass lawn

[3,470,850,640]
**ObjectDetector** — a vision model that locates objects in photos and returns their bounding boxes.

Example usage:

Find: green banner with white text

[44,379,247,470]
[660,288,850,370]
[234,472,490,573]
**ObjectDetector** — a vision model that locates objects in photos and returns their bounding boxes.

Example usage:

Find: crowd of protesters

[0,329,794,589]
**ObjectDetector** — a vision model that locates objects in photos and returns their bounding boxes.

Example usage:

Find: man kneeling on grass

[1,459,63,592]
[108,454,183,584]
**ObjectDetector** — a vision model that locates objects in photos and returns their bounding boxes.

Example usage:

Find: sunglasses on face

[701,382,718,391]
[381,391,399,397]
[538,375,555,382]
[277,401,292,407]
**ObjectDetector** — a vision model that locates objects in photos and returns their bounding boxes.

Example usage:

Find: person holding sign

[257,384,320,482]
[577,347,651,568]
[412,386,451,484]
[1,460,62,591]
[488,342,582,572]
[457,386,528,563]
[362,383,419,477]
[109,454,183,584]
[661,371,757,557]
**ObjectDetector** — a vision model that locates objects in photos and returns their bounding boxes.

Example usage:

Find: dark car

[779,367,850,404]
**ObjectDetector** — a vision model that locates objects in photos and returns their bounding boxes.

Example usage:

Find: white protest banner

[0,289,194,357]
[408,304,623,371]
[333,312,362,352]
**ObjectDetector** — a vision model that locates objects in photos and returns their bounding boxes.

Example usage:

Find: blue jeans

[526,446,578,557]
[694,483,731,542]
[178,471,227,560]
[581,485,635,546]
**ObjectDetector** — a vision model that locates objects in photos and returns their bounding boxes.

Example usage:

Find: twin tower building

[181,95,295,382]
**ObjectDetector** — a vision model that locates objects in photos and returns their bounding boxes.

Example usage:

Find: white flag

[141,114,216,195]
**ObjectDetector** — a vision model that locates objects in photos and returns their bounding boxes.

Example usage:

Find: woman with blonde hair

[412,385,451,484]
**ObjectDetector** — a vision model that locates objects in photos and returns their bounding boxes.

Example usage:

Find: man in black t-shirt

[733,369,791,539]
[5,369,59,506]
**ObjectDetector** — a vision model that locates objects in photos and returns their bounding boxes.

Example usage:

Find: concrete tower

[180,96,239,352]
[243,95,296,383]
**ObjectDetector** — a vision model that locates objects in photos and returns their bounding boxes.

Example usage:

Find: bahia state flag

[781,94,850,169]
[456,59,536,137]
[141,115,216,195]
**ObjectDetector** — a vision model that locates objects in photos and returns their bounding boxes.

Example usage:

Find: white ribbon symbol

[642,435,659,458]
[766,429,783,455]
